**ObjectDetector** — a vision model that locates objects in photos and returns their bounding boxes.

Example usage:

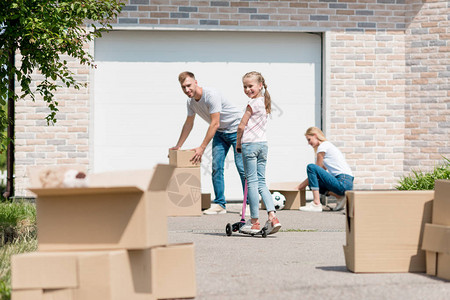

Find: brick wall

[115,0,409,30]
[14,0,449,195]
[405,0,450,171]
[14,51,91,196]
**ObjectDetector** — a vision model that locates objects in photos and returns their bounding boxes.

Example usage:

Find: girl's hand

[236,144,242,153]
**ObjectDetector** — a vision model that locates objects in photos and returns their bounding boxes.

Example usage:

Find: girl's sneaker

[240,220,261,234]
[265,217,282,235]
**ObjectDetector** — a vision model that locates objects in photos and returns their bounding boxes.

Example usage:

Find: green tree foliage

[0,0,124,144]
[396,157,450,190]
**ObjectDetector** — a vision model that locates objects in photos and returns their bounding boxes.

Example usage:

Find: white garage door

[93,30,321,200]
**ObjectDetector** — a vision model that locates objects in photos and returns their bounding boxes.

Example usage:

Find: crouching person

[297,127,354,212]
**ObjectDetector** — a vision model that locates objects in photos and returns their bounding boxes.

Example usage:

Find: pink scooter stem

[241,179,248,223]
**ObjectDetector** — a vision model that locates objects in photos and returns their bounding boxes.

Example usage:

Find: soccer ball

[272,192,286,210]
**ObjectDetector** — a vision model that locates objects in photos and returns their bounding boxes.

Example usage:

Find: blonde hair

[242,71,271,114]
[178,71,195,84]
[305,127,327,151]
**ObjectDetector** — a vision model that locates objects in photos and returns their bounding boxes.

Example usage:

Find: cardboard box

[29,164,175,251]
[43,289,75,300]
[343,190,433,273]
[265,182,306,210]
[11,252,78,289]
[167,168,201,216]
[169,149,200,168]
[421,180,450,280]
[422,223,450,280]
[12,250,156,300]
[12,289,74,300]
[129,243,196,299]
[201,193,211,210]
[12,244,195,300]
[432,180,450,226]
[12,289,43,300]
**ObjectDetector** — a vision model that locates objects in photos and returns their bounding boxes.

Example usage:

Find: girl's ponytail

[262,79,271,114]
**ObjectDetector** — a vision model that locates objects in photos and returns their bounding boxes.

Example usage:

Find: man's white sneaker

[203,204,227,215]
[299,202,323,212]
[334,196,346,211]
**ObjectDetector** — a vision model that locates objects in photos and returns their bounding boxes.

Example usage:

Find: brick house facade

[14,0,449,196]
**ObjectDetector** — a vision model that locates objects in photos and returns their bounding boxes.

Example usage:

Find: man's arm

[190,112,220,163]
[170,115,195,150]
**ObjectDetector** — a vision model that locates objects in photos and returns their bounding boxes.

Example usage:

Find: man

[170,71,245,215]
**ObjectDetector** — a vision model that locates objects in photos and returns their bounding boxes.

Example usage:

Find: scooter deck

[226,221,268,238]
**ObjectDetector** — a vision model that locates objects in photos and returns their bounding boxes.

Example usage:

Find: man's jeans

[241,142,275,218]
[212,131,245,208]
[306,163,354,196]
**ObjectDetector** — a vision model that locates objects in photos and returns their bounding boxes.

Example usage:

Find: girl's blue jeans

[306,163,354,196]
[241,142,275,218]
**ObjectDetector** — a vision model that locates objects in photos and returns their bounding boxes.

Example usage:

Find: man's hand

[190,146,205,164]
[236,143,242,153]
[168,146,180,158]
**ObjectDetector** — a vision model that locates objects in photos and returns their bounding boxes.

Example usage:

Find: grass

[396,157,450,190]
[0,201,37,300]
[0,202,36,245]
[0,239,37,300]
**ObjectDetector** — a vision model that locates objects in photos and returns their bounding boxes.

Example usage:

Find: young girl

[297,127,354,212]
[236,72,281,234]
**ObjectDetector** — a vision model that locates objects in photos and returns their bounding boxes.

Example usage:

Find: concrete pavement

[167,204,450,300]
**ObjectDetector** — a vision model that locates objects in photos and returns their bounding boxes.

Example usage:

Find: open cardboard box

[167,168,201,216]
[265,182,306,210]
[169,149,200,168]
[29,164,175,251]
[343,190,433,273]
[421,180,450,280]
[11,244,195,300]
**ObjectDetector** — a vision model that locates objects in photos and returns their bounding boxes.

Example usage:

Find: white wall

[93,30,321,200]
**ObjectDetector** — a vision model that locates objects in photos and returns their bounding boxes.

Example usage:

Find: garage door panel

[95,31,321,64]
[93,30,321,200]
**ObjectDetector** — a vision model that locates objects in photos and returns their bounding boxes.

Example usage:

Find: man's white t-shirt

[187,87,241,133]
[317,141,353,177]
[242,97,268,143]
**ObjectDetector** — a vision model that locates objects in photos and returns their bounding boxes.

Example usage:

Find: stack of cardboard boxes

[422,180,450,280]
[11,165,196,300]
[167,150,203,216]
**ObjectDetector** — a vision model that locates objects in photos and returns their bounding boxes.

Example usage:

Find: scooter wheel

[261,228,267,238]
[226,223,232,236]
